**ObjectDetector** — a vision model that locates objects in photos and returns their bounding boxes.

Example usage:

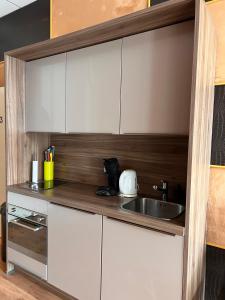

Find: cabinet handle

[0,116,3,124]
[106,216,175,236]
[50,202,97,215]
[9,219,44,232]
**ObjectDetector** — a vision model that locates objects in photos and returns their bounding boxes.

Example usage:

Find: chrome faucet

[153,180,168,201]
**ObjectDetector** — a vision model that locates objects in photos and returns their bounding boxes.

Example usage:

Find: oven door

[8,214,47,279]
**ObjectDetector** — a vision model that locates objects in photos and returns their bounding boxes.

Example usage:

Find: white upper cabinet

[66,40,122,134]
[26,53,66,133]
[120,21,194,134]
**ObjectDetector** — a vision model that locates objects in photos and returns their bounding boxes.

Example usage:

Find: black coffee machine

[96,158,121,196]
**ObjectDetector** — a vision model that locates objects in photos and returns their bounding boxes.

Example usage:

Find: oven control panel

[8,204,47,226]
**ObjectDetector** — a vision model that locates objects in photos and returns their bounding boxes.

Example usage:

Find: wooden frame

[5,0,216,299]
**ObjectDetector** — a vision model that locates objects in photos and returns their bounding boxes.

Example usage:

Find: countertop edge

[7,185,185,237]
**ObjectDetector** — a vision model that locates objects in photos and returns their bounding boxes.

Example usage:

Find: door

[66,40,121,133]
[120,21,194,134]
[48,203,102,300]
[101,217,183,300]
[26,53,66,132]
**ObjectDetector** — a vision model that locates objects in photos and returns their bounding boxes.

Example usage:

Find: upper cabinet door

[26,53,66,133]
[120,21,194,134]
[66,40,122,134]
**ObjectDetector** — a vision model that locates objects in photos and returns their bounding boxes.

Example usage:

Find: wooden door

[101,217,184,300]
[25,53,66,133]
[66,40,121,133]
[120,21,194,134]
[48,203,102,300]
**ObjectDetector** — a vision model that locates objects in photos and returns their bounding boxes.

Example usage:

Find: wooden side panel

[0,62,4,87]
[51,134,188,204]
[207,167,225,249]
[51,0,147,38]
[207,0,225,85]
[5,56,49,185]
[183,1,216,299]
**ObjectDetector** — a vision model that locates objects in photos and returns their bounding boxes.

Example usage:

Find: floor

[0,240,63,300]
[0,241,224,299]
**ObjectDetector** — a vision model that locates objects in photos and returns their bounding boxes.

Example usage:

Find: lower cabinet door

[101,217,184,300]
[48,203,102,300]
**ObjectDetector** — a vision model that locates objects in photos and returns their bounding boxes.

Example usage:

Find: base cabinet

[48,203,102,300]
[101,217,184,300]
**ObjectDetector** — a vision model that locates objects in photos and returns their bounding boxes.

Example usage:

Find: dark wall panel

[205,245,225,300]
[211,85,225,165]
[0,0,50,61]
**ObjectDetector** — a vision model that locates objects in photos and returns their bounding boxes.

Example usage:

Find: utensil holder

[44,161,54,181]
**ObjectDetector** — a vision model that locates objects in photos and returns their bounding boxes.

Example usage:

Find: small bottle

[32,160,39,183]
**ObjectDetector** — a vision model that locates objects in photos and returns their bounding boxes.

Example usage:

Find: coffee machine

[96,158,121,196]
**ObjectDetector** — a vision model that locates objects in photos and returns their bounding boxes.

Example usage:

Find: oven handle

[9,219,44,232]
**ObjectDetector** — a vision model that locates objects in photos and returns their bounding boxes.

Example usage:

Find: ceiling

[0,0,37,18]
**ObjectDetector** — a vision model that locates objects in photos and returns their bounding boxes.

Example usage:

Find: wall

[0,63,4,87]
[207,0,225,249]
[51,0,147,38]
[0,0,50,87]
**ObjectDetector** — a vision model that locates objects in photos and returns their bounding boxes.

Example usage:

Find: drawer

[7,192,48,215]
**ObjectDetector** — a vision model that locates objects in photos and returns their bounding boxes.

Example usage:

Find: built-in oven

[7,204,47,280]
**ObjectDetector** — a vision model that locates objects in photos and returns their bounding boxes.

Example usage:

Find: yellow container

[44,161,54,181]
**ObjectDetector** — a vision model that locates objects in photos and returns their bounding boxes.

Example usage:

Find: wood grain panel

[5,56,49,185]
[51,0,147,38]
[7,0,195,61]
[207,0,225,84]
[183,0,216,299]
[51,134,188,204]
[0,62,4,87]
[207,167,225,249]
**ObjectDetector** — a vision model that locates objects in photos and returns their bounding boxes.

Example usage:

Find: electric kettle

[119,170,138,197]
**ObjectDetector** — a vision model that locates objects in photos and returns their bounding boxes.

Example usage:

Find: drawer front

[8,192,48,215]
[8,248,47,280]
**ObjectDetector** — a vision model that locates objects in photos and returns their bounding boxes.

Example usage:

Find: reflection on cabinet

[120,21,194,134]
[26,53,66,133]
[66,40,122,133]
[48,203,102,300]
[101,217,183,300]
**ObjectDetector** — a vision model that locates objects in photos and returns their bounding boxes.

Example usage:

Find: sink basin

[121,197,185,220]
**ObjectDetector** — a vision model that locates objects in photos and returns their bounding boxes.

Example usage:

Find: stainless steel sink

[121,197,185,220]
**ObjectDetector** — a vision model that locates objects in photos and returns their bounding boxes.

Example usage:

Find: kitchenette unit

[5,0,215,299]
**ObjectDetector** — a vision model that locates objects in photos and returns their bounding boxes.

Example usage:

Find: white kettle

[119,170,138,197]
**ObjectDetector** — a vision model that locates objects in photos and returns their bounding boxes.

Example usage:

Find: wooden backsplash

[51,134,188,203]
